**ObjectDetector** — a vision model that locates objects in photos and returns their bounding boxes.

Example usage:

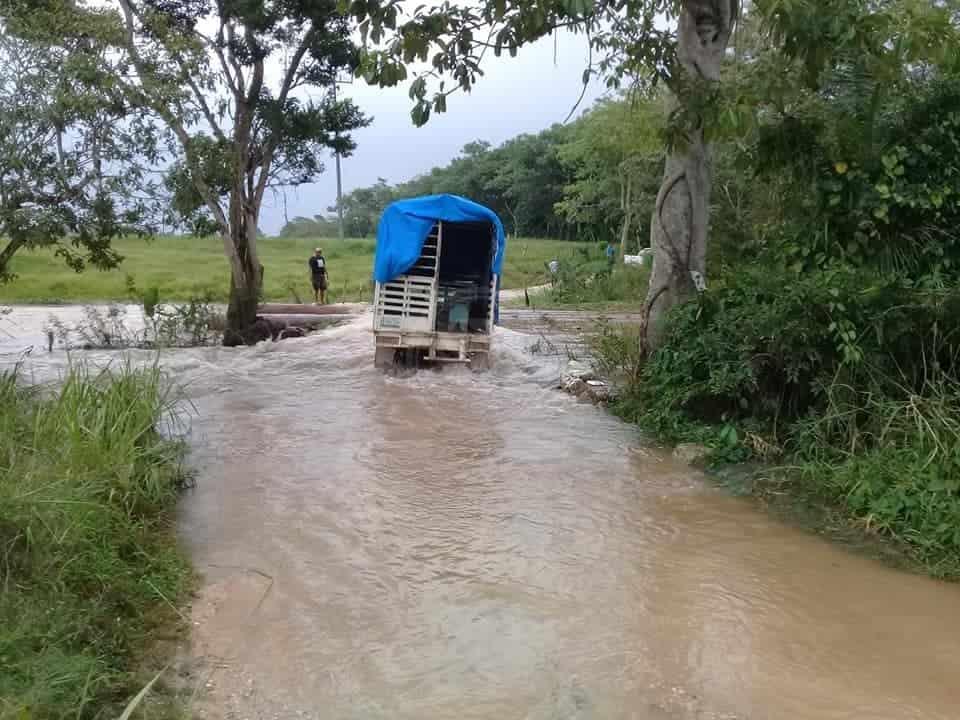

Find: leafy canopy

[0,29,160,281]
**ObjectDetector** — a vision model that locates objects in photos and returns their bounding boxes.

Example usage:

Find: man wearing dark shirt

[308,247,329,304]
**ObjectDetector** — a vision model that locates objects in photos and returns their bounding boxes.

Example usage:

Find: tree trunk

[223,206,263,343]
[619,173,633,259]
[638,0,736,354]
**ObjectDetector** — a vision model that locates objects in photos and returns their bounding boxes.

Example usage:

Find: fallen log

[257,302,366,316]
[257,313,356,327]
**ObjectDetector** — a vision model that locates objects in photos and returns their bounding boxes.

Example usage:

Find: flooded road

[4,307,960,719]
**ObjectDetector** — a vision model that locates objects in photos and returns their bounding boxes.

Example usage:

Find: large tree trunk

[223,204,263,343]
[639,0,737,354]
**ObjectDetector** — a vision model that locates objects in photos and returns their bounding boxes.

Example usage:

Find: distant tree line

[279,96,664,248]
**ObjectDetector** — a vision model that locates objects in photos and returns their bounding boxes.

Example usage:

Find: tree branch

[183,72,228,143]
[245,27,265,105]
[225,22,247,93]
[119,0,229,143]
[0,236,27,277]
[278,30,315,106]
[116,0,229,236]
[200,15,240,100]
[253,29,316,213]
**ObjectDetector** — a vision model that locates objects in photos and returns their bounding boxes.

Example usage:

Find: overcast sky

[260,31,606,233]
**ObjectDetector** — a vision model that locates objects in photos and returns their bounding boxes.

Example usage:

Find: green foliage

[355,0,720,121]
[126,276,221,346]
[163,135,233,237]
[791,376,960,574]
[594,256,960,572]
[0,364,191,718]
[541,248,651,307]
[590,320,644,384]
[755,78,960,281]
[0,31,160,282]
[278,215,340,238]
[389,135,575,238]
[554,97,664,250]
[334,177,395,237]
[300,94,659,244]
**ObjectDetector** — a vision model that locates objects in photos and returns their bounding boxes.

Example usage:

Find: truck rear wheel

[469,353,491,371]
[374,347,396,369]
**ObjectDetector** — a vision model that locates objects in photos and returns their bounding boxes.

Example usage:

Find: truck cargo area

[373,219,497,369]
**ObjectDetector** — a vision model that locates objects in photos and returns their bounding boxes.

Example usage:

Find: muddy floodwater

[3,307,960,719]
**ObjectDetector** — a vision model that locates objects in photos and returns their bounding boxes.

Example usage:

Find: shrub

[596,259,960,572]
[615,262,960,437]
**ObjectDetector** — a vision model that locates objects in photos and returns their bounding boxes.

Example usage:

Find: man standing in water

[308,247,329,304]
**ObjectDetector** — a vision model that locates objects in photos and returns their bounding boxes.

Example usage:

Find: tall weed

[0,364,191,719]
[791,372,960,573]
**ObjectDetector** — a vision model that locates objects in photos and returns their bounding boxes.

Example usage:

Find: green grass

[0,235,590,304]
[508,245,649,309]
[0,364,192,719]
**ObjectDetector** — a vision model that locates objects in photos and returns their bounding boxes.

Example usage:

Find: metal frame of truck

[373,220,497,368]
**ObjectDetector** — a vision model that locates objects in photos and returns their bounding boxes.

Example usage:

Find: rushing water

[4,307,960,719]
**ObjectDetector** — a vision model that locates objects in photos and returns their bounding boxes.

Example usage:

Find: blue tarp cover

[373,194,506,283]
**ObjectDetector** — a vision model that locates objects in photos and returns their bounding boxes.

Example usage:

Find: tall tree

[335,176,394,236]
[0,28,159,282]
[487,127,571,238]
[6,0,369,339]
[555,97,663,252]
[355,0,738,352]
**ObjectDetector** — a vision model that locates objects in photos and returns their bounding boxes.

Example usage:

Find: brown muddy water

[3,306,960,719]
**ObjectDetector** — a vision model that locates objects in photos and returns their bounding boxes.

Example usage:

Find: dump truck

[372,194,506,368]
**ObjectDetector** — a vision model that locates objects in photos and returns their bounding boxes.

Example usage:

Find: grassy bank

[592,264,960,579]
[0,365,192,719]
[0,235,588,304]
[507,244,649,310]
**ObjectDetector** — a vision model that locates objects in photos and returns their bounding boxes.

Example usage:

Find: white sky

[260,31,606,233]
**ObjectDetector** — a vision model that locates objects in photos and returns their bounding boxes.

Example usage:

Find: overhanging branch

[116,0,229,236]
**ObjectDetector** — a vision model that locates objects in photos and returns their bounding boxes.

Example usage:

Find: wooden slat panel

[382,293,430,302]
[381,301,431,308]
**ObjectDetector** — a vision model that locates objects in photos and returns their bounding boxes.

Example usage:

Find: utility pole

[331,74,352,241]
[335,146,343,240]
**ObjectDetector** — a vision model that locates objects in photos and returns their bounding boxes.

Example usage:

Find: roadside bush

[128,276,221,347]
[0,364,192,719]
[614,262,960,437]
[596,259,960,572]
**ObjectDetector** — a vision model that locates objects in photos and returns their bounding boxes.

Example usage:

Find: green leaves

[560,0,595,17]
[410,99,431,126]
[408,75,427,100]
[0,32,159,280]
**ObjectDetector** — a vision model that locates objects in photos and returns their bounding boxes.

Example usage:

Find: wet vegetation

[0,365,192,718]
[590,63,960,577]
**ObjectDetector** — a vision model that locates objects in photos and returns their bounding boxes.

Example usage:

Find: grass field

[0,235,593,304]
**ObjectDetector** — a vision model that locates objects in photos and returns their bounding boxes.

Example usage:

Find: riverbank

[0,365,193,718]
[571,266,960,581]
